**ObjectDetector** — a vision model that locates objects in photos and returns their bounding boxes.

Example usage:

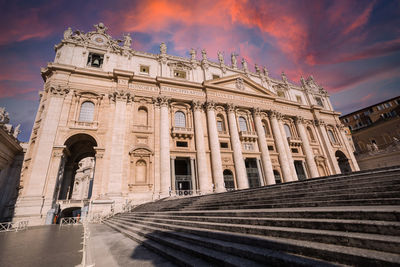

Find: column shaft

[269,112,293,182]
[296,119,319,178]
[159,99,171,196]
[190,158,197,193]
[227,106,248,189]
[193,103,212,193]
[279,121,297,181]
[206,103,225,192]
[317,121,341,174]
[253,112,275,185]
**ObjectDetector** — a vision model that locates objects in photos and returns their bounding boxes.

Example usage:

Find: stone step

[179,198,400,211]
[105,218,338,266]
[105,219,269,267]
[103,220,210,266]
[114,215,400,254]
[105,217,400,266]
[118,213,400,235]
[126,206,400,221]
[185,188,400,209]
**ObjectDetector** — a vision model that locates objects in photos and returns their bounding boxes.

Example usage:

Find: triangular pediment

[205,74,275,97]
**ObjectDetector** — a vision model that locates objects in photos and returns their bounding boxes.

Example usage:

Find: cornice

[156,76,203,89]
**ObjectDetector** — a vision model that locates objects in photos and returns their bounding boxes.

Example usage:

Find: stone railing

[171,127,194,138]
[0,220,29,232]
[175,189,194,196]
[59,217,84,226]
[239,131,258,142]
[287,137,302,147]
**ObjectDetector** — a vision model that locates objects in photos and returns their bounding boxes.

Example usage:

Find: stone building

[340,96,400,170]
[0,107,24,222]
[14,23,359,225]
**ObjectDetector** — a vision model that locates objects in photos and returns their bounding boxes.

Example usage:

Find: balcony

[171,127,194,139]
[239,131,258,142]
[287,137,302,147]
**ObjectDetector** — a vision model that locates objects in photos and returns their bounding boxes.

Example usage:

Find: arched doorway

[56,134,97,202]
[335,150,351,174]
[273,170,282,184]
[223,169,235,191]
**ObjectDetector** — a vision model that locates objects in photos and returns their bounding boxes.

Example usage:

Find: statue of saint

[201,49,207,61]
[123,33,132,48]
[254,64,260,74]
[190,48,196,61]
[242,58,248,72]
[63,27,73,40]
[160,42,167,54]
[231,53,237,68]
[217,51,224,65]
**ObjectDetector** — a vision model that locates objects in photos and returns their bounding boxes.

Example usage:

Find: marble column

[256,158,264,186]
[107,91,130,196]
[226,104,248,189]
[92,148,105,198]
[170,157,175,192]
[205,102,225,193]
[253,108,275,185]
[190,158,197,194]
[268,111,293,182]
[315,120,341,174]
[192,101,212,194]
[159,96,171,196]
[279,121,298,181]
[337,124,360,171]
[295,117,319,178]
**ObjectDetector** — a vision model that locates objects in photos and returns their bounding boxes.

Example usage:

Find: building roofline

[340,95,400,118]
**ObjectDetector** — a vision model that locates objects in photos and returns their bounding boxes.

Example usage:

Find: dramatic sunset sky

[0,0,399,141]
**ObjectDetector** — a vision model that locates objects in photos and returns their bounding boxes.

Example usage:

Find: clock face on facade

[91,34,106,45]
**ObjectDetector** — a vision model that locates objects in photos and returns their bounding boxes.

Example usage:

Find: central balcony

[239,131,258,142]
[287,137,302,147]
[171,127,194,139]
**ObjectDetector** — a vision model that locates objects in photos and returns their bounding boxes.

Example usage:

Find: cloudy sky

[0,0,399,141]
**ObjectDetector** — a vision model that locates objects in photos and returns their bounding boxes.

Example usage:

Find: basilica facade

[14,23,359,225]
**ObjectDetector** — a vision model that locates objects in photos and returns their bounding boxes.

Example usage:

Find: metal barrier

[59,217,84,226]
[0,220,29,232]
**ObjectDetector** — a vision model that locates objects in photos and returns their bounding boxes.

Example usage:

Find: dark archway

[335,150,351,174]
[57,134,97,201]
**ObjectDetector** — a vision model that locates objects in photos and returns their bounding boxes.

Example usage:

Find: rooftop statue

[231,52,237,69]
[201,49,207,61]
[217,51,224,65]
[190,48,196,61]
[123,33,132,48]
[241,58,248,73]
[160,42,167,54]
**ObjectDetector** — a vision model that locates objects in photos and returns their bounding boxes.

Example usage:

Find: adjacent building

[340,96,400,170]
[14,23,359,225]
[0,107,24,222]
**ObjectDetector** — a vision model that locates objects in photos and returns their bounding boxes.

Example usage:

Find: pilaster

[159,96,171,196]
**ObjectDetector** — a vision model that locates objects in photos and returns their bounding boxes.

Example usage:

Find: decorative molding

[205,101,216,111]
[192,101,204,111]
[225,103,236,113]
[50,85,69,96]
[109,90,133,102]
[157,96,170,107]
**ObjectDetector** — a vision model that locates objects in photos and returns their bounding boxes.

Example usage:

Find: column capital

[192,100,204,111]
[49,85,69,97]
[157,96,170,107]
[314,119,325,127]
[205,101,216,111]
[267,110,282,120]
[294,116,305,125]
[252,107,262,117]
[109,90,134,102]
[225,103,236,113]
[336,123,345,131]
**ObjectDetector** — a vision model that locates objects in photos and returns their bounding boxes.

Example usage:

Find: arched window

[135,160,147,183]
[79,101,95,122]
[327,129,336,143]
[138,107,148,126]
[238,116,248,132]
[174,111,186,127]
[284,124,291,138]
[216,114,225,132]
[307,126,315,141]
[262,120,271,136]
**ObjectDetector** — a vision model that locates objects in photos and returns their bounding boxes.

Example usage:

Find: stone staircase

[104,166,400,266]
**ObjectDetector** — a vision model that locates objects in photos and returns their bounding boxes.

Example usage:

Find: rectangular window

[140,65,149,74]
[243,143,254,151]
[291,148,299,153]
[174,70,186,79]
[296,95,302,103]
[315,97,324,107]
[212,74,220,79]
[220,142,229,149]
[87,53,104,68]
[176,141,188,147]
[268,145,274,151]
[217,121,224,132]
